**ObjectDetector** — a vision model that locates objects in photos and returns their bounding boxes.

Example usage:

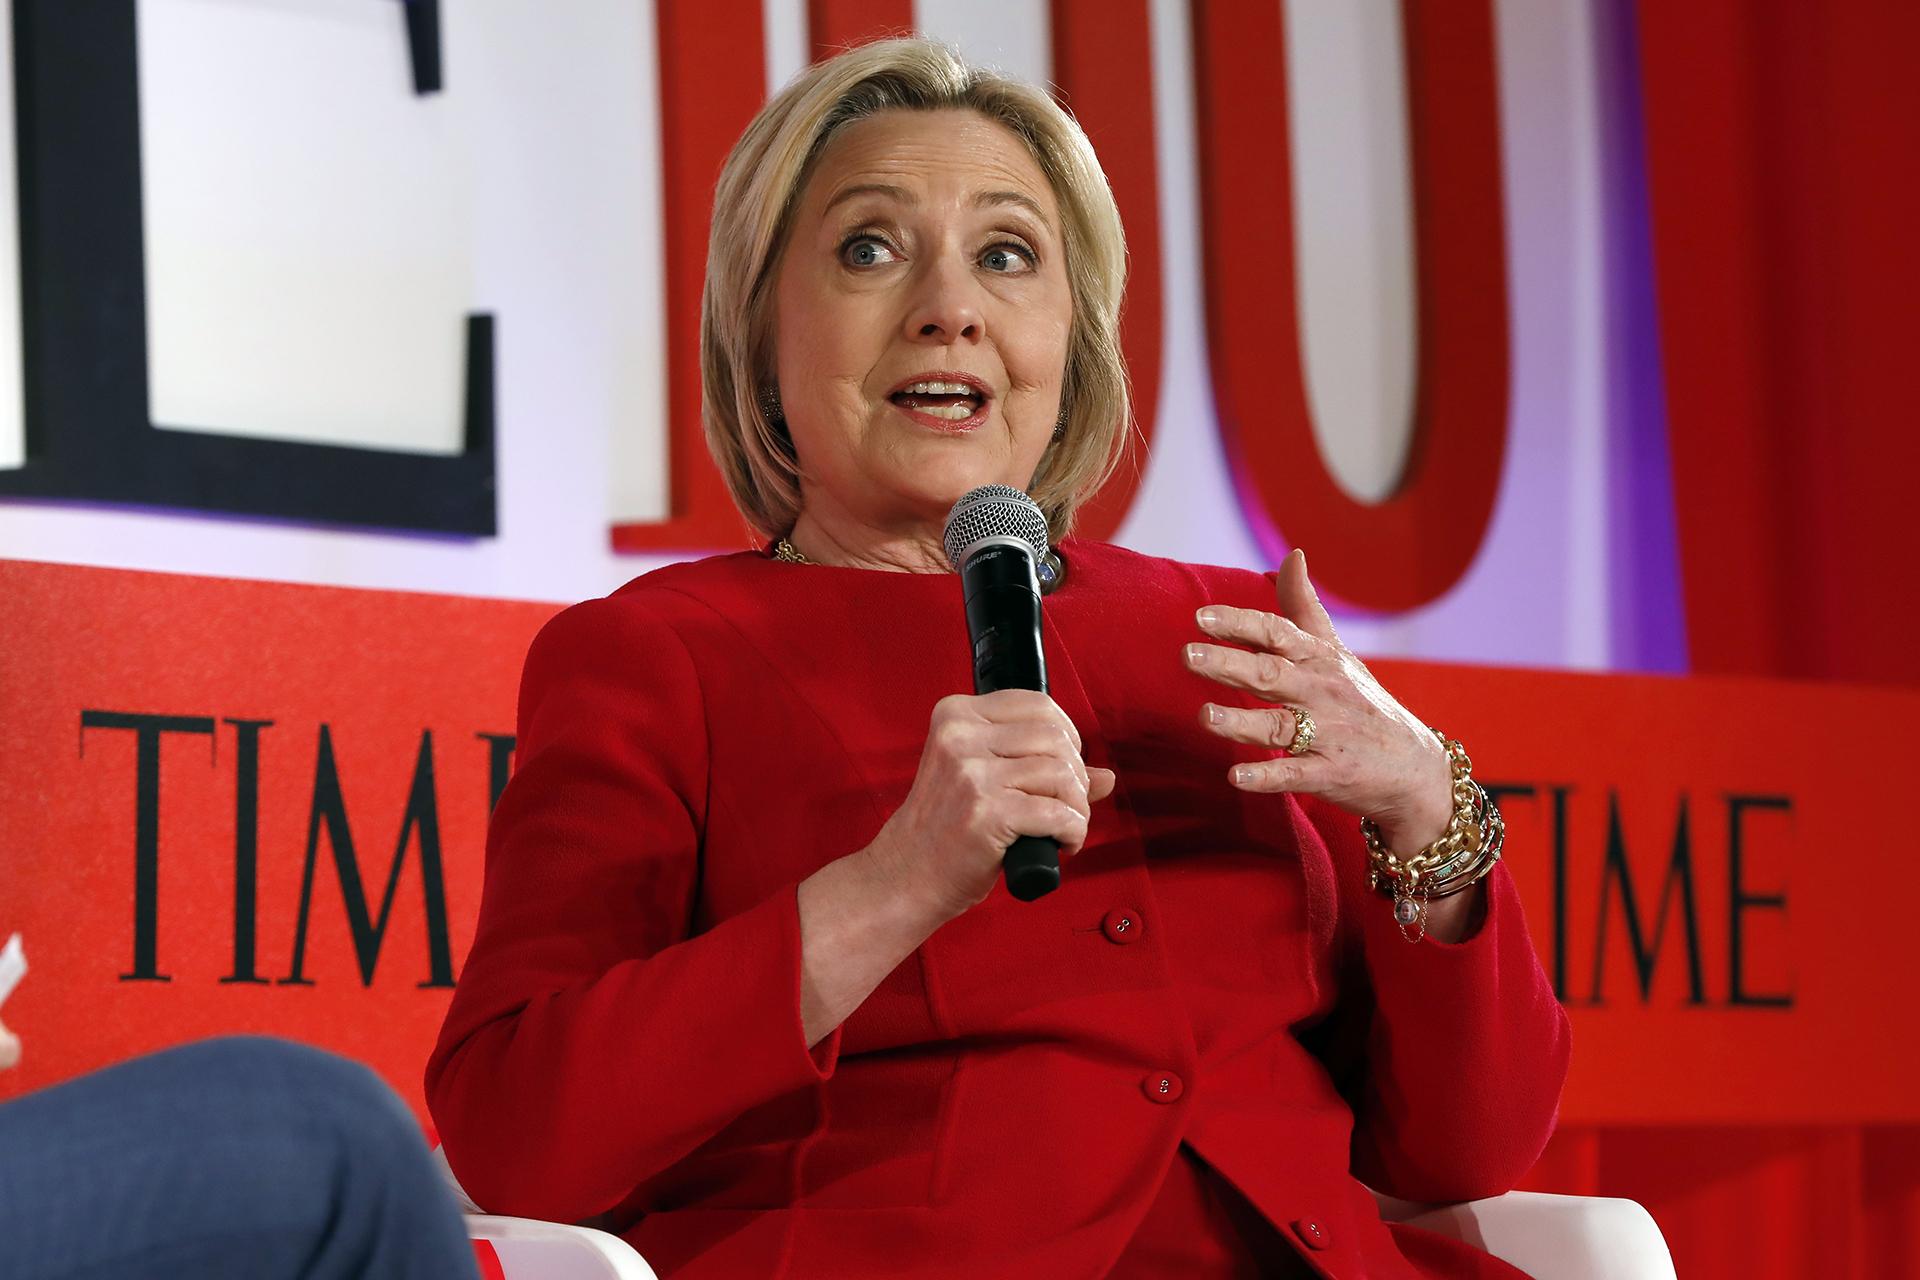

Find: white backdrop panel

[138,0,469,453]
[1284,0,1418,505]
[0,0,1645,674]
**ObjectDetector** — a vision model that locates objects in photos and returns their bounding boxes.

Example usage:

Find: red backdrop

[7,0,1920,1274]
[1514,3,1920,1276]
[5,557,1920,1277]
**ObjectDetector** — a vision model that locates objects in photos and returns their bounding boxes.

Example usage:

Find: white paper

[0,933,25,1009]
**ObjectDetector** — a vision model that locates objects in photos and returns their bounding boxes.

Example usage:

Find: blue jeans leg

[0,1035,478,1279]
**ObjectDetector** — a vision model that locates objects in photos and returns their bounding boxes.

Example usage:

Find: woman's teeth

[891,381,983,421]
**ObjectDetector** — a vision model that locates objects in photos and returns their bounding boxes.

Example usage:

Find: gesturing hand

[1185,549,1453,854]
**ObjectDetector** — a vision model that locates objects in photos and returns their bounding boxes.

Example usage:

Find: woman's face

[772,108,1074,539]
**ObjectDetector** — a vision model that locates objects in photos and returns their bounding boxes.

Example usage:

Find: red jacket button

[1141,1071,1184,1103]
[1102,909,1143,945]
[1290,1219,1331,1250]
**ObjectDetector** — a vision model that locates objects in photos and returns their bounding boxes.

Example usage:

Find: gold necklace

[773,535,1066,593]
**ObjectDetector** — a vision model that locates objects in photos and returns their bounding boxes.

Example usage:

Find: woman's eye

[841,235,898,268]
[980,243,1036,274]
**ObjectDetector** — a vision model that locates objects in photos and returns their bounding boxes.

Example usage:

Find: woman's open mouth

[887,376,990,432]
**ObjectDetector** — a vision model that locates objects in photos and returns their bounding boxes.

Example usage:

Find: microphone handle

[960,543,1061,902]
[1002,835,1061,903]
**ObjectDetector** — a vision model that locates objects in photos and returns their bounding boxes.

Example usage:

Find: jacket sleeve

[426,595,842,1222]
[1302,794,1571,1204]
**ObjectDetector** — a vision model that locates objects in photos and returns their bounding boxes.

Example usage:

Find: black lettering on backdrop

[0,0,494,534]
[1728,794,1793,1007]
[220,718,274,985]
[404,1,444,93]
[477,732,516,814]
[1589,794,1706,1006]
[1375,776,1800,1009]
[75,710,1791,1007]
[1483,783,1557,994]
[1480,783,1579,1001]
[79,710,216,983]
[283,726,454,989]
[1548,785,1573,999]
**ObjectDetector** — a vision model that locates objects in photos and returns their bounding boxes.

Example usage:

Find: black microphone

[943,484,1059,902]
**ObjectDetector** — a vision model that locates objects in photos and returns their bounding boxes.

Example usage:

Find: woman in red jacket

[428,38,1569,1279]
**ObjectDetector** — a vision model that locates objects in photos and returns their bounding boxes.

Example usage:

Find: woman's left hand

[1186,549,1454,855]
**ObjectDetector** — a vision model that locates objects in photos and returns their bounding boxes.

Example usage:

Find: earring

[758,385,784,423]
[1052,405,1069,442]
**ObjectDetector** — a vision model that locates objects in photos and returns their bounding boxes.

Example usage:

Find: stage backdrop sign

[0,558,551,1113]
[2,558,1914,1124]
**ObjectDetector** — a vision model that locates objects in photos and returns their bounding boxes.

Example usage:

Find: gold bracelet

[1419,794,1504,898]
[1361,732,1501,942]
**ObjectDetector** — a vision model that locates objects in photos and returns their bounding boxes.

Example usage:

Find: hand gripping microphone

[942,484,1060,902]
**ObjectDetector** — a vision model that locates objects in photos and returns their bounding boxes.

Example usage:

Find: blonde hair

[700,38,1132,541]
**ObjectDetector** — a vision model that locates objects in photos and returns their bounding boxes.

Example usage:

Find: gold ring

[1287,706,1316,755]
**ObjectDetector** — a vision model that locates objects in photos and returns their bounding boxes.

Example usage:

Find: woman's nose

[902,258,985,344]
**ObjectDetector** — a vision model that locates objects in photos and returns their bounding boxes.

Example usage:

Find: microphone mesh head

[942,485,1050,570]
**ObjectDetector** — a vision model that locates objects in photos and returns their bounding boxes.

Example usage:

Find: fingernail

[1205,703,1224,725]
[1186,644,1207,666]
[1196,608,1219,629]
[1232,765,1254,786]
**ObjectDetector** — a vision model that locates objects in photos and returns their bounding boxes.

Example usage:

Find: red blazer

[428,540,1571,1278]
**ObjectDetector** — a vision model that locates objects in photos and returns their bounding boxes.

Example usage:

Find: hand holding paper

[0,932,26,1069]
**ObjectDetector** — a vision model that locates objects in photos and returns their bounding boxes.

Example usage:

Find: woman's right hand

[861,690,1117,924]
